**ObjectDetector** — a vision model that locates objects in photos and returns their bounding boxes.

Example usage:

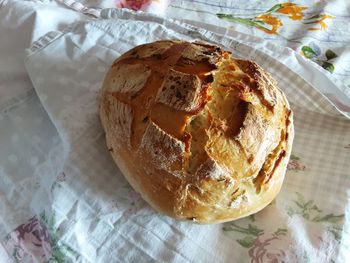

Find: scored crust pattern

[100,40,294,223]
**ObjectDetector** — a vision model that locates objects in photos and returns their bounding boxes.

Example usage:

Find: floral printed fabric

[19,13,350,262]
[114,0,169,12]
[214,2,336,73]
[55,0,350,112]
[1,213,78,263]
[72,0,350,96]
[2,216,52,262]
[165,0,350,99]
[1,1,350,263]
[65,0,170,13]
[223,192,345,262]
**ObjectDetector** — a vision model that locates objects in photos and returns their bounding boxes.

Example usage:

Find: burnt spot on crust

[151,53,162,60]
[175,90,183,100]
[202,74,214,84]
[247,155,254,164]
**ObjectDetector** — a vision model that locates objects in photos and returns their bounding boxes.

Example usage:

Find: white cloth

[1,1,350,263]
[0,0,84,234]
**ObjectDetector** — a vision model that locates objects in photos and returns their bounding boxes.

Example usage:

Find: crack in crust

[100,40,294,224]
[106,42,191,148]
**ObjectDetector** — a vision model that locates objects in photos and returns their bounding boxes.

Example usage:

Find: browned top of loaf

[100,40,293,223]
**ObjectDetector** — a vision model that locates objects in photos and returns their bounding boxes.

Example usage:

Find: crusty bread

[100,40,294,224]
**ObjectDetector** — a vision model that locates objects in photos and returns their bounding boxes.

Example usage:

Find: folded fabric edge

[99,7,350,119]
[23,6,350,119]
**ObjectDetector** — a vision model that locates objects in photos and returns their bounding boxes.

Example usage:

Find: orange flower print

[216,2,334,36]
[305,14,334,31]
[256,14,283,34]
[277,2,307,20]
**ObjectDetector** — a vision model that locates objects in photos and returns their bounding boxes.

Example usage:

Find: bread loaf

[100,40,294,224]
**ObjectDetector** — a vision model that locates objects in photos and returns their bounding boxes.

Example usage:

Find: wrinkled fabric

[0,1,350,263]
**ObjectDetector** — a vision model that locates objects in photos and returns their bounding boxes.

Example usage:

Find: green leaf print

[13,248,21,263]
[294,200,304,209]
[286,206,296,217]
[325,49,338,60]
[322,61,335,73]
[286,192,344,244]
[301,46,317,58]
[236,236,256,248]
[223,213,289,253]
[274,228,288,236]
[223,222,264,236]
[216,14,258,27]
[301,44,337,74]
[304,200,314,210]
[290,154,300,160]
[265,3,282,13]
[249,214,256,222]
[327,226,343,241]
[291,193,324,219]
[312,213,344,223]
[49,248,66,263]
[223,221,266,249]
[39,211,80,263]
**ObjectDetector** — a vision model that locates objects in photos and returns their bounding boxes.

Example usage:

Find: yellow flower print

[277,3,307,20]
[304,14,334,31]
[216,2,334,35]
[256,14,283,34]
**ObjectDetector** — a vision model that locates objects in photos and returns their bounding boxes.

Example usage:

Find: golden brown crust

[100,40,294,224]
